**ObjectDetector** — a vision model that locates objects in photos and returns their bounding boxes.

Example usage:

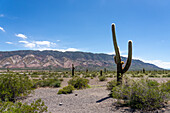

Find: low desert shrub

[160,80,170,94]
[0,74,33,102]
[63,75,69,78]
[41,75,48,80]
[107,80,117,90]
[111,78,169,111]
[149,74,160,78]
[91,73,97,77]
[58,85,75,94]
[84,74,91,78]
[49,80,61,87]
[34,78,61,88]
[108,75,113,78]
[0,99,48,113]
[99,76,107,81]
[30,74,39,78]
[68,77,89,89]
[162,74,170,78]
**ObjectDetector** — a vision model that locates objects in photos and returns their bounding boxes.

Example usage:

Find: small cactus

[7,67,9,72]
[86,68,88,73]
[104,68,107,73]
[111,23,132,85]
[72,64,75,76]
[100,70,103,76]
[143,68,145,73]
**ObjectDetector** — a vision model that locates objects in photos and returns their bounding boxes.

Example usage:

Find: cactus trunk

[100,70,103,76]
[72,64,75,76]
[111,23,132,85]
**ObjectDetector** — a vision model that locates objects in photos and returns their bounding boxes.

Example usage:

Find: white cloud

[0,14,4,17]
[0,27,5,32]
[57,48,80,52]
[15,34,27,39]
[106,52,170,69]
[34,41,51,47]
[131,56,170,69]
[6,42,13,44]
[19,41,29,43]
[57,40,60,42]
[142,59,170,69]
[107,50,127,55]
[19,40,57,49]
[18,39,80,52]
[19,41,35,48]
[37,48,80,52]
[25,43,36,48]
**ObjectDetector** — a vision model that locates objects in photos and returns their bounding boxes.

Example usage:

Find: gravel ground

[22,87,116,113]
[22,78,170,113]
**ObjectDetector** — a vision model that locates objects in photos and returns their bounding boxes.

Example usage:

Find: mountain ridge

[0,50,162,71]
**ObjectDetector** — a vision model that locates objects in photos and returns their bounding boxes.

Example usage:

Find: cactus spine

[72,64,75,76]
[111,23,132,85]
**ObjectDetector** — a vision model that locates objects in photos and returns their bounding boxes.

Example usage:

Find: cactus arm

[112,23,121,63]
[122,40,132,73]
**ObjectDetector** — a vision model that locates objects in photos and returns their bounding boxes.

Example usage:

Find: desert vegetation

[0,70,170,112]
[0,69,169,112]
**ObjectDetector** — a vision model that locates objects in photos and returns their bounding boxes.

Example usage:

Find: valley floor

[22,78,170,113]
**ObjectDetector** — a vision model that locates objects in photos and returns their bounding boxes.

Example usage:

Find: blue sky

[0,0,170,69]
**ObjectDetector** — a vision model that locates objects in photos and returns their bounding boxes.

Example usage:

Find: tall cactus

[111,23,132,85]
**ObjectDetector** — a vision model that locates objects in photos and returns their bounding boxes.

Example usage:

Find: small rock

[161,108,166,111]
[121,110,125,112]
[59,103,63,106]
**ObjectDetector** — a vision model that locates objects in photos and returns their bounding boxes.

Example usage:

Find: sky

[0,0,170,69]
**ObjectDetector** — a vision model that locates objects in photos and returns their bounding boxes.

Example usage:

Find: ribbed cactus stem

[112,23,121,64]
[111,23,132,85]
[122,40,132,74]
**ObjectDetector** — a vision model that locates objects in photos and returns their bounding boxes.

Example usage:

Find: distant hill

[0,50,162,71]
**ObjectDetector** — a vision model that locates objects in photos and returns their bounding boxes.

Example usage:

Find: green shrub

[85,74,91,78]
[68,77,89,89]
[99,76,107,81]
[34,78,61,88]
[149,74,160,78]
[160,80,170,94]
[63,75,69,78]
[111,78,169,111]
[58,85,75,94]
[0,99,48,113]
[49,80,61,87]
[0,74,33,102]
[91,73,97,77]
[32,72,39,75]
[30,74,39,78]
[162,74,170,77]
[108,75,113,78]
[59,78,64,81]
[41,75,47,80]
[107,80,117,90]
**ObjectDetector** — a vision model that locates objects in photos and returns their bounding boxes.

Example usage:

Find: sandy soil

[22,77,170,113]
